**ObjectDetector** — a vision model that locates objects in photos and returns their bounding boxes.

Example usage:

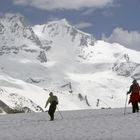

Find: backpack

[53,95,58,105]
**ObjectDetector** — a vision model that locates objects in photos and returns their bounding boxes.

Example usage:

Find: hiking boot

[50,118,54,121]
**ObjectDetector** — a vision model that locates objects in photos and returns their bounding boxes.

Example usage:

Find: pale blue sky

[0,0,140,50]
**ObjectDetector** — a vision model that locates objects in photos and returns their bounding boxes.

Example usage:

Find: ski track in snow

[0,108,140,140]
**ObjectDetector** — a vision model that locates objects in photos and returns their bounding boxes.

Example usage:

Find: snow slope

[0,108,140,140]
[1,14,140,112]
[33,19,140,109]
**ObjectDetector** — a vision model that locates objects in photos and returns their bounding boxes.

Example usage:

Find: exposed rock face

[0,14,41,54]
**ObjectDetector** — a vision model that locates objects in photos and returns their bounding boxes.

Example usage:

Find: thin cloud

[12,0,114,10]
[0,12,4,16]
[75,22,93,29]
[102,10,113,17]
[102,27,140,51]
[82,9,95,15]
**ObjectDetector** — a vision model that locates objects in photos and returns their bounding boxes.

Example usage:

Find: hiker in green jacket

[45,92,58,121]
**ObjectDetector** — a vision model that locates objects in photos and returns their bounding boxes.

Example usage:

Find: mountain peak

[1,13,25,25]
[3,13,23,19]
[0,13,43,55]
[59,18,70,25]
[47,18,70,27]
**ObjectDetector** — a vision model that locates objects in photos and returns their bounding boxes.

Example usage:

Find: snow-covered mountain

[0,13,47,62]
[0,14,140,113]
[0,13,42,53]
[33,19,95,46]
[0,88,43,113]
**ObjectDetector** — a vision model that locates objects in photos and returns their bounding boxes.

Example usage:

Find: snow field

[0,108,140,140]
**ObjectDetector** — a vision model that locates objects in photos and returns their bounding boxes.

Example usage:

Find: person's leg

[135,102,139,112]
[51,105,56,120]
[48,106,52,120]
[49,104,56,120]
[48,105,54,120]
[132,103,136,113]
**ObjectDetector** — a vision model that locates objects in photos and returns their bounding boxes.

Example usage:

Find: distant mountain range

[0,13,140,113]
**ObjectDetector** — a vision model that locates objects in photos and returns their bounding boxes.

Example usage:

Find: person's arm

[139,84,140,91]
[127,85,132,94]
[45,97,50,108]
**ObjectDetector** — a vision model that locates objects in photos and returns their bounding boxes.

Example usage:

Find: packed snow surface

[0,108,140,140]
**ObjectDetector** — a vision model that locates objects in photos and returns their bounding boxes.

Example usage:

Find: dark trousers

[132,102,139,113]
[48,103,56,120]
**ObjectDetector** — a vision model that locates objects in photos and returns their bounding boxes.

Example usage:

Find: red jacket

[128,83,140,103]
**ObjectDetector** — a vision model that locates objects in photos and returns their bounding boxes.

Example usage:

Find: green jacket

[45,96,58,108]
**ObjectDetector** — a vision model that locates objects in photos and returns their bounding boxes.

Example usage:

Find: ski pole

[56,106,63,119]
[124,93,128,115]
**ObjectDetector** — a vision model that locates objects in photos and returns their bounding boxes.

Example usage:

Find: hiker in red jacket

[127,79,140,113]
